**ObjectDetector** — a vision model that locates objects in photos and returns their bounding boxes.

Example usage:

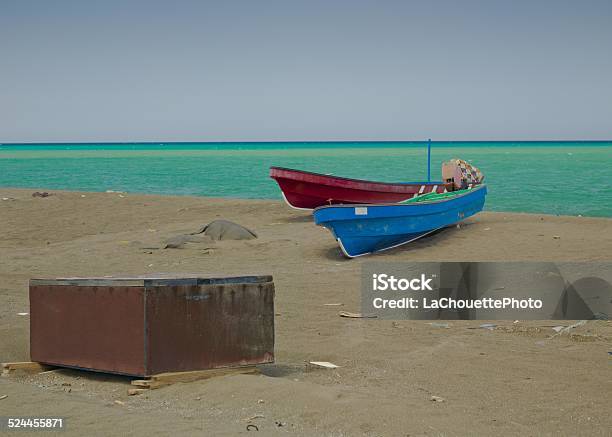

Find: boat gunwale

[313,184,487,215]
[270,166,444,187]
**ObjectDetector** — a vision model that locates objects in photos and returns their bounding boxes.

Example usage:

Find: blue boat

[313,185,487,258]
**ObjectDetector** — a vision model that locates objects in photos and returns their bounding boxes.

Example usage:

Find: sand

[1,188,611,436]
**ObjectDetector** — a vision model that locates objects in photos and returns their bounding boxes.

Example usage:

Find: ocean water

[0,142,611,217]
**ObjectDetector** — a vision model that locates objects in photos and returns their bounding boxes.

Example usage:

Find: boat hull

[270,166,451,209]
[313,185,487,257]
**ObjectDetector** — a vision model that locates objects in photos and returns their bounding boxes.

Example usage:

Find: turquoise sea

[0,142,611,217]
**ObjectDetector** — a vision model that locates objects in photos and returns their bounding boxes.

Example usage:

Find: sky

[1,0,611,142]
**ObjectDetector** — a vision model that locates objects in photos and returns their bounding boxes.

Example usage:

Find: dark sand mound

[192,219,257,241]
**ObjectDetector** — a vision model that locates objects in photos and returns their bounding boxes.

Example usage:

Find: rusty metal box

[29,275,275,377]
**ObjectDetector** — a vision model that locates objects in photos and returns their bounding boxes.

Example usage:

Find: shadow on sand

[277,214,313,224]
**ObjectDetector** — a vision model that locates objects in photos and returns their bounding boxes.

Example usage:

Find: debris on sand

[428,322,450,329]
[430,395,445,402]
[467,323,497,331]
[323,303,343,306]
[38,368,64,375]
[192,220,257,241]
[338,311,377,319]
[0,395,7,400]
[308,361,339,369]
[549,320,587,339]
[32,192,52,198]
[244,414,264,422]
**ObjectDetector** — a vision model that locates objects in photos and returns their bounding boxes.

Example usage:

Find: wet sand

[1,188,611,436]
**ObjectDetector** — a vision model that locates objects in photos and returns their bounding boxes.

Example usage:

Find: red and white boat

[270,159,484,210]
[270,166,452,210]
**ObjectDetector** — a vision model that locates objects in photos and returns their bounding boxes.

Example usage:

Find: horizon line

[2,139,612,146]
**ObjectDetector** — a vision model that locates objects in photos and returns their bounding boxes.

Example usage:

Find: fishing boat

[270,166,453,209]
[313,185,487,258]
[270,140,484,209]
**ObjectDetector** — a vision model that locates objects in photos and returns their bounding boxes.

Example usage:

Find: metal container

[29,275,275,377]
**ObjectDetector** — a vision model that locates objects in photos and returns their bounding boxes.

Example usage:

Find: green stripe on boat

[401,188,475,203]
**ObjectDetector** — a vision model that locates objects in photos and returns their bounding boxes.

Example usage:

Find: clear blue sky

[1,0,611,142]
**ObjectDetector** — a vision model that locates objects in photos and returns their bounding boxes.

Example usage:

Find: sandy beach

[1,188,611,436]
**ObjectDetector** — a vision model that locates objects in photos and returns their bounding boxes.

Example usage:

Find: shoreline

[2,187,610,220]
